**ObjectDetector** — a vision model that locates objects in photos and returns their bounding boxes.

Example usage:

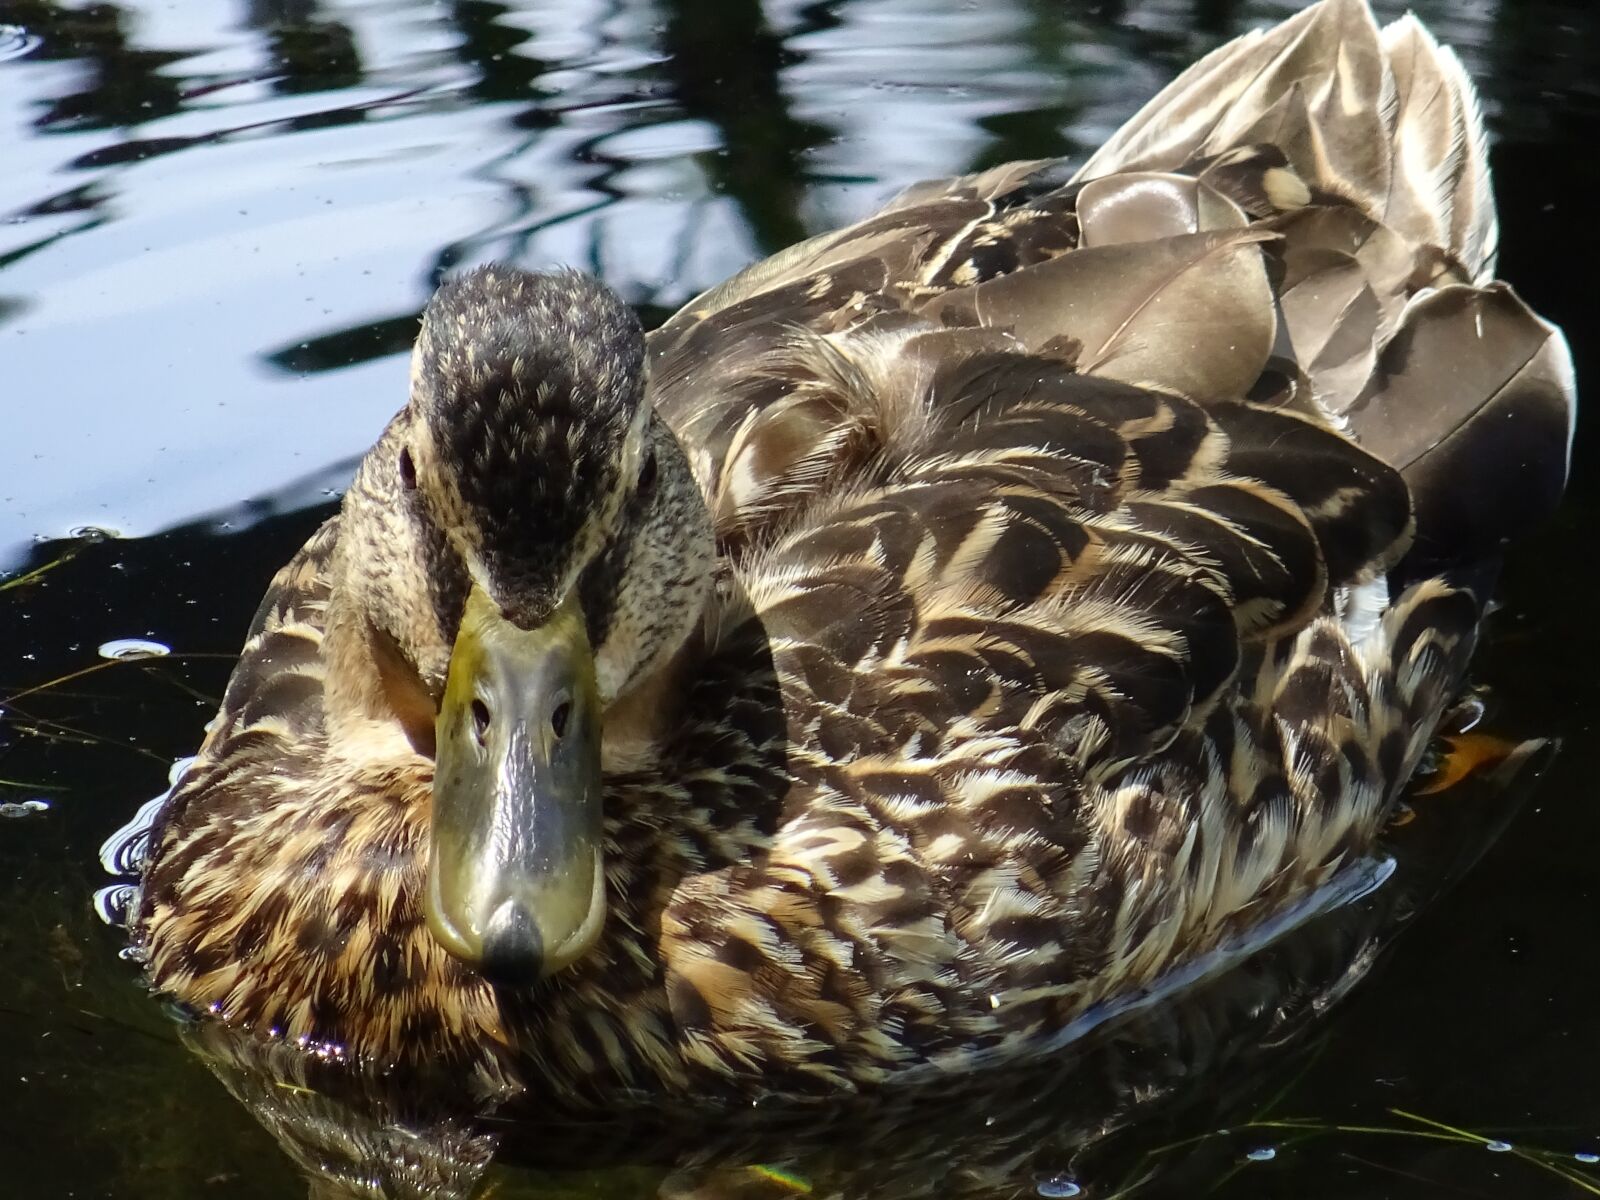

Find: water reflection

[442,0,548,109]
[148,739,1548,1199]
[247,1,365,99]
[653,0,831,252]
[5,1,185,130]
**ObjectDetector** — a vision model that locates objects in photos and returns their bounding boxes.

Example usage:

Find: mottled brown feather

[132,0,1575,1101]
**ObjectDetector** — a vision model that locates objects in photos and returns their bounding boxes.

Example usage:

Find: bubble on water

[1485,1141,1513,1154]
[0,24,41,63]
[98,638,171,661]
[1035,1176,1081,1198]
[1245,1147,1276,1163]
[0,798,50,818]
[1574,1152,1599,1165]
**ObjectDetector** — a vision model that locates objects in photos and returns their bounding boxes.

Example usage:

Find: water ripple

[0,24,41,64]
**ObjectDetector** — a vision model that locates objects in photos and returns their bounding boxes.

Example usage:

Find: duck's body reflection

[181,737,1546,1200]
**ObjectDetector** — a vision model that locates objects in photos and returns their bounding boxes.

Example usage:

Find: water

[2,0,1597,1196]
[96,637,171,660]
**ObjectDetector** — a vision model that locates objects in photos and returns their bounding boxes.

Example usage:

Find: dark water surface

[2,0,1597,1196]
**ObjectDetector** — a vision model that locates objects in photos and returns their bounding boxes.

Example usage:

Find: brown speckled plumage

[131,0,1574,1104]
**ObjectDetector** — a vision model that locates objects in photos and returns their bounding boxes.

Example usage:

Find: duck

[128,0,1575,1106]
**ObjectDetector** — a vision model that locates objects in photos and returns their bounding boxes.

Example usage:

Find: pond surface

[1,0,1597,1196]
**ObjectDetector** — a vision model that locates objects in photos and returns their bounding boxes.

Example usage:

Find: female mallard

[129,0,1574,1101]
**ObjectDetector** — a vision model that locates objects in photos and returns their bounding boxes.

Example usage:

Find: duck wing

[651,0,1574,1088]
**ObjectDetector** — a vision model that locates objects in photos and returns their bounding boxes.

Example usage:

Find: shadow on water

[2,0,1599,1196]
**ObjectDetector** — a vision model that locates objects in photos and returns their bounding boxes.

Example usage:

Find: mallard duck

[129,0,1575,1103]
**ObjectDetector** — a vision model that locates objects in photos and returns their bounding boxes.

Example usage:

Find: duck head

[329,266,714,985]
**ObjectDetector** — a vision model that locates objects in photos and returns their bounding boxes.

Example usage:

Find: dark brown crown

[412,265,645,625]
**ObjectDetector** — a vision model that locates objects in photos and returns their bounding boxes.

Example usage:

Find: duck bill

[425,584,606,984]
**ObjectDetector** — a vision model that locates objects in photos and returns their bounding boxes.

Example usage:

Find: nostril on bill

[479,899,543,985]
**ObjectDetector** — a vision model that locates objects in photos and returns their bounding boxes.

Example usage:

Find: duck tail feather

[1073,0,1496,282]
[1075,0,1575,578]
[1349,284,1577,587]
[1378,14,1497,283]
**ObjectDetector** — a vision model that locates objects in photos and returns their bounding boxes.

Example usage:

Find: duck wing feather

[646,0,1574,1088]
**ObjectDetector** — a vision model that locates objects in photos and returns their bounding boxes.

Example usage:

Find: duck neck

[497,594,790,1092]
[320,441,449,760]
[320,563,439,764]
[596,612,704,776]
[598,580,788,882]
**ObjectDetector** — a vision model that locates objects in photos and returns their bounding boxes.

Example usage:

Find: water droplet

[0,798,49,818]
[311,1039,348,1063]
[98,638,170,661]
[1036,1176,1081,1198]
[68,525,118,543]
[1574,1152,1598,1164]
[1246,1147,1276,1162]
[1485,1140,1513,1153]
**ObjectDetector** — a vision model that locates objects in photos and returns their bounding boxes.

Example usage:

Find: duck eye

[398,447,418,491]
[637,451,657,497]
